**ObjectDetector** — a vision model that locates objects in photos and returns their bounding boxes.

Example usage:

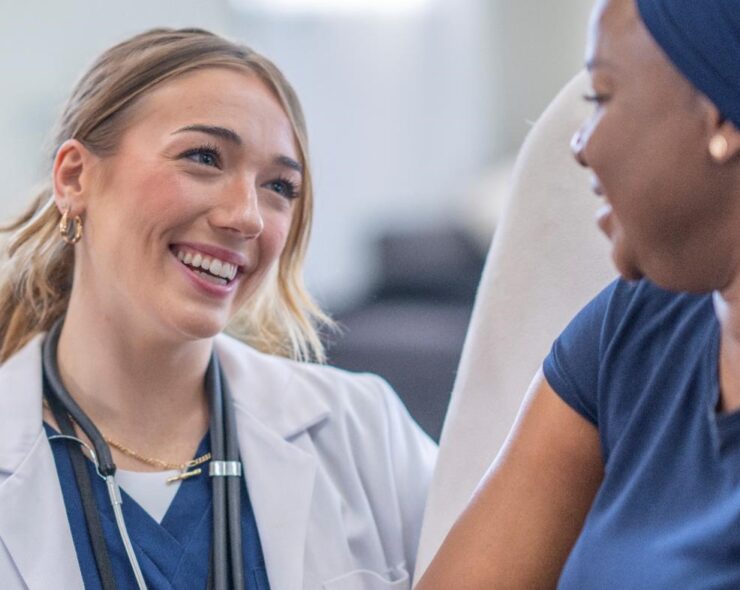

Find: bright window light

[229,0,432,16]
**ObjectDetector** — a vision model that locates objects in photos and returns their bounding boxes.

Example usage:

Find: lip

[596,201,613,237]
[590,176,605,197]
[171,241,247,268]
[170,249,240,299]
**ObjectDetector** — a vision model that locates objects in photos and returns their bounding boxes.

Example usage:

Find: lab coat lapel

[216,335,330,590]
[0,336,83,589]
[0,433,83,590]
[235,410,317,590]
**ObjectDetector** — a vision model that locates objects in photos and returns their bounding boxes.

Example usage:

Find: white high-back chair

[414,71,616,581]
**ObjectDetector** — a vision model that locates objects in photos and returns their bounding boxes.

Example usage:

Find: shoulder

[215,337,435,577]
[215,333,427,440]
[599,279,714,360]
[544,279,714,426]
[554,278,713,356]
[216,333,436,504]
[0,334,45,477]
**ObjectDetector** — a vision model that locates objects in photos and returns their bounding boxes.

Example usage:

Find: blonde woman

[0,28,436,589]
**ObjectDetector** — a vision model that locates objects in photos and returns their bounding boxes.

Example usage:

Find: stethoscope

[42,318,245,590]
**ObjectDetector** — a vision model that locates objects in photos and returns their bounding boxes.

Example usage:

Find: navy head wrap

[636,0,740,128]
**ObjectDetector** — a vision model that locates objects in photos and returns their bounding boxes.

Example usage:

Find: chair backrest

[414,70,616,581]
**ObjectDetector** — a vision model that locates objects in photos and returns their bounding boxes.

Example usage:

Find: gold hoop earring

[709,134,729,161]
[59,208,83,244]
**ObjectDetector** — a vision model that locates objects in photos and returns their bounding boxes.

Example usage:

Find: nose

[211,177,264,239]
[570,128,589,168]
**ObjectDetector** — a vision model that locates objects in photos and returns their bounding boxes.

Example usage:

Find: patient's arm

[415,370,603,589]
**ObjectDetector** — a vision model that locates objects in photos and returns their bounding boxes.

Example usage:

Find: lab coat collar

[0,334,84,589]
[215,335,328,589]
[215,334,331,438]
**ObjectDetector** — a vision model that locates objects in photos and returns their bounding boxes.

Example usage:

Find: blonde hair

[0,28,331,363]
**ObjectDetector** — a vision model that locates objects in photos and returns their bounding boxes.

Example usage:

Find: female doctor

[0,28,436,589]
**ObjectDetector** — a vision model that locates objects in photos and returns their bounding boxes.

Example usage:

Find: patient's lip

[596,202,613,237]
[590,176,605,197]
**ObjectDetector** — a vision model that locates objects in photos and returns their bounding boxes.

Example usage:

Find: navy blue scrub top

[45,424,270,589]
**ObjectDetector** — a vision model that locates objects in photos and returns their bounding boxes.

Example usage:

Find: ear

[52,139,98,216]
[720,120,740,161]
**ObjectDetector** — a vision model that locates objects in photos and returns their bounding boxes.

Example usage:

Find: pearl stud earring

[709,134,729,161]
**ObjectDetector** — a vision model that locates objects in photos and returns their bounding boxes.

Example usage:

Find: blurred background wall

[1,0,594,438]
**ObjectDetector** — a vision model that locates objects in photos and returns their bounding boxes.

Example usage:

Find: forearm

[416,373,603,589]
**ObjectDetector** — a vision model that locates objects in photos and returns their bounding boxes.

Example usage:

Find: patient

[417,0,740,587]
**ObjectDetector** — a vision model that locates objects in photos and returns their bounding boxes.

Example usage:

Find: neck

[55,288,212,460]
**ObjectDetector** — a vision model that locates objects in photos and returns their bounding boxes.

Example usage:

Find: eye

[179,144,222,169]
[582,93,609,105]
[264,177,300,200]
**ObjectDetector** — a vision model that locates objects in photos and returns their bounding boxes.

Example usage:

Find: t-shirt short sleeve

[543,279,633,426]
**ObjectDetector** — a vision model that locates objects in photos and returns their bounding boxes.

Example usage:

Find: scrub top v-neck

[45,424,270,589]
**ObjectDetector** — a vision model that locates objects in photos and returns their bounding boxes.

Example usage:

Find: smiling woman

[416,0,740,588]
[0,29,435,589]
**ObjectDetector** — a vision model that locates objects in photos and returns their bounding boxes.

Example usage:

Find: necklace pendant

[166,467,202,485]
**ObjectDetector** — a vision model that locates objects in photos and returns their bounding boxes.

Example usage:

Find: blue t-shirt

[543,279,740,589]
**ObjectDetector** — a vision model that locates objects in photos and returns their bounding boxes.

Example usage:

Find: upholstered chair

[414,70,616,581]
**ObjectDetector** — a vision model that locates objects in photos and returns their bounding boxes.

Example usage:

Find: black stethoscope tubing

[42,319,245,589]
[206,345,245,590]
[46,390,118,589]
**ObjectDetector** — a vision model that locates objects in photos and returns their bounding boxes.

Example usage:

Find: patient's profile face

[572,0,737,291]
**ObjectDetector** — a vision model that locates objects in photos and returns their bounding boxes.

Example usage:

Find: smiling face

[69,67,302,343]
[572,0,740,291]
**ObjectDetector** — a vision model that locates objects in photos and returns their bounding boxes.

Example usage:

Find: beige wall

[485,0,594,159]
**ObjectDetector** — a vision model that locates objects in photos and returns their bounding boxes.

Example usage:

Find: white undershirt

[115,469,182,523]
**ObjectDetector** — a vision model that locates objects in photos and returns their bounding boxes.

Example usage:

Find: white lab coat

[0,333,437,589]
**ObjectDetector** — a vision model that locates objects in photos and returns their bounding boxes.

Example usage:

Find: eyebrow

[275,155,303,175]
[173,124,303,174]
[172,124,242,145]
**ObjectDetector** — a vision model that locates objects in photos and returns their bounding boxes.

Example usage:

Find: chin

[611,244,645,283]
[169,311,229,342]
[615,261,644,283]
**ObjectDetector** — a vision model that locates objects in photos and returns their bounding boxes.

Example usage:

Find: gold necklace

[42,398,209,484]
[104,437,212,485]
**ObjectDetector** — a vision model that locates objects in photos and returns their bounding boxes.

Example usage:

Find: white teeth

[220,263,234,280]
[195,270,227,286]
[175,248,239,282]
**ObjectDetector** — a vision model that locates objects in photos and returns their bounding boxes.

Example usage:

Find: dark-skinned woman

[417,0,740,588]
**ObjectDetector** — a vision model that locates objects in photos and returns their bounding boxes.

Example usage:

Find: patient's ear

[722,121,740,161]
[52,139,98,216]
